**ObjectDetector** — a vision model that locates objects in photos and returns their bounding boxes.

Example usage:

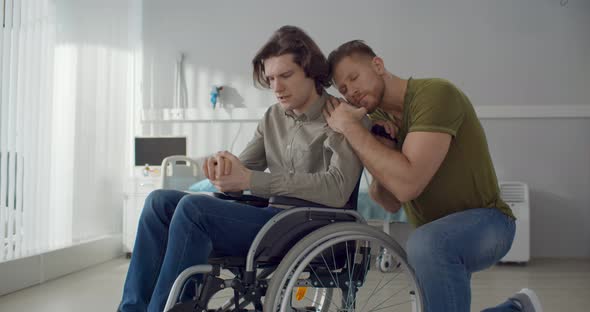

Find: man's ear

[372,56,385,75]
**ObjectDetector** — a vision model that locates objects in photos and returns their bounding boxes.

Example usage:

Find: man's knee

[141,189,182,221]
[174,194,215,218]
[406,226,450,268]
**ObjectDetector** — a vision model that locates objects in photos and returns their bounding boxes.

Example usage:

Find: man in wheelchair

[118,25,365,312]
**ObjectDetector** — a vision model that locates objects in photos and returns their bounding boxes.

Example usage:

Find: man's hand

[374,134,396,150]
[372,119,399,150]
[373,119,398,139]
[203,151,233,180]
[369,179,402,213]
[322,97,367,134]
[209,151,252,192]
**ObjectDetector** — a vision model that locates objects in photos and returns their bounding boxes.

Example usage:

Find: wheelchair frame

[159,156,421,312]
[163,199,422,312]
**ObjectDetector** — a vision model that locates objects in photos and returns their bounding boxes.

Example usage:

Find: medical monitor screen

[134,137,187,166]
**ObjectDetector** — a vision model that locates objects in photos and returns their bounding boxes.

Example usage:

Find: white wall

[141,0,589,110]
[482,118,590,258]
[139,0,590,258]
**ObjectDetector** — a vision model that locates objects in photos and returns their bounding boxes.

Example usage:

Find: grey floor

[0,258,588,311]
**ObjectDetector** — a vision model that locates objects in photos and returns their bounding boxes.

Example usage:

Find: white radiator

[499,181,530,263]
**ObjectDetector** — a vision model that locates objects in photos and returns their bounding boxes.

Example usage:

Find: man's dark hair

[327,40,377,75]
[252,25,330,95]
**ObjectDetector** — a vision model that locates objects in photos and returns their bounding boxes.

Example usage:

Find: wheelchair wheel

[264,223,424,312]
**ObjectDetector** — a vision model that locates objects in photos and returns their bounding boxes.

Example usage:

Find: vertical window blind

[1,0,138,264]
[1,0,58,262]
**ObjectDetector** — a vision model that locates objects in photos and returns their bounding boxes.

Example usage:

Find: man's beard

[366,80,386,113]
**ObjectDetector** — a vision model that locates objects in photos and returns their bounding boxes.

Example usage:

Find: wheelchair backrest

[346,177,361,210]
[254,176,363,264]
[254,208,361,264]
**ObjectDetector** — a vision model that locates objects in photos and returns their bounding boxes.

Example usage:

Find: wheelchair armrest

[212,192,269,207]
[211,193,355,210]
[269,195,355,210]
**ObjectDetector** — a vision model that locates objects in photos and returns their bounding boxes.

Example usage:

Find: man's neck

[378,73,407,120]
[293,90,321,116]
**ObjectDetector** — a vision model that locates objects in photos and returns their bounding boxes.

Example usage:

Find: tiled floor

[0,258,588,311]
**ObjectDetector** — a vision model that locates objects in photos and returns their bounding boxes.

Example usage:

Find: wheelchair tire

[264,222,424,312]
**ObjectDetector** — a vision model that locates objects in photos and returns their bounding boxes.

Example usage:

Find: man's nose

[351,89,360,101]
[272,79,285,92]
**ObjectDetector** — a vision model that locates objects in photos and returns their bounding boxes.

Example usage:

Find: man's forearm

[249,169,358,208]
[342,122,416,202]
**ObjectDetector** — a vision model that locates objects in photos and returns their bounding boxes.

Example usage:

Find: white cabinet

[123,176,161,256]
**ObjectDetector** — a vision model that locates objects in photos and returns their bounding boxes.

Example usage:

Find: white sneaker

[511,288,543,312]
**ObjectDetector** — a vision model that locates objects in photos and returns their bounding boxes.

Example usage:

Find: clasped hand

[202,151,251,192]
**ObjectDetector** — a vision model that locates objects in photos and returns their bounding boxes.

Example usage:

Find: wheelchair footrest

[166,300,199,312]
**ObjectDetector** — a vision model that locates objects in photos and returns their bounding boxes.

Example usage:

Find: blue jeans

[118,189,282,312]
[406,208,517,312]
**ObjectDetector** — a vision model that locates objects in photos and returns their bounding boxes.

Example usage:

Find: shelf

[140,108,267,123]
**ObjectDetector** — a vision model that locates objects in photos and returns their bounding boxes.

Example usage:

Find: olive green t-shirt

[370,78,514,227]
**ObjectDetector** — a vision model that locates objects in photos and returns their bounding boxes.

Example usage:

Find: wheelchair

[161,157,424,312]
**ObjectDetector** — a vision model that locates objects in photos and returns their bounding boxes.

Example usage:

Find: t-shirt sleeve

[408,81,465,137]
